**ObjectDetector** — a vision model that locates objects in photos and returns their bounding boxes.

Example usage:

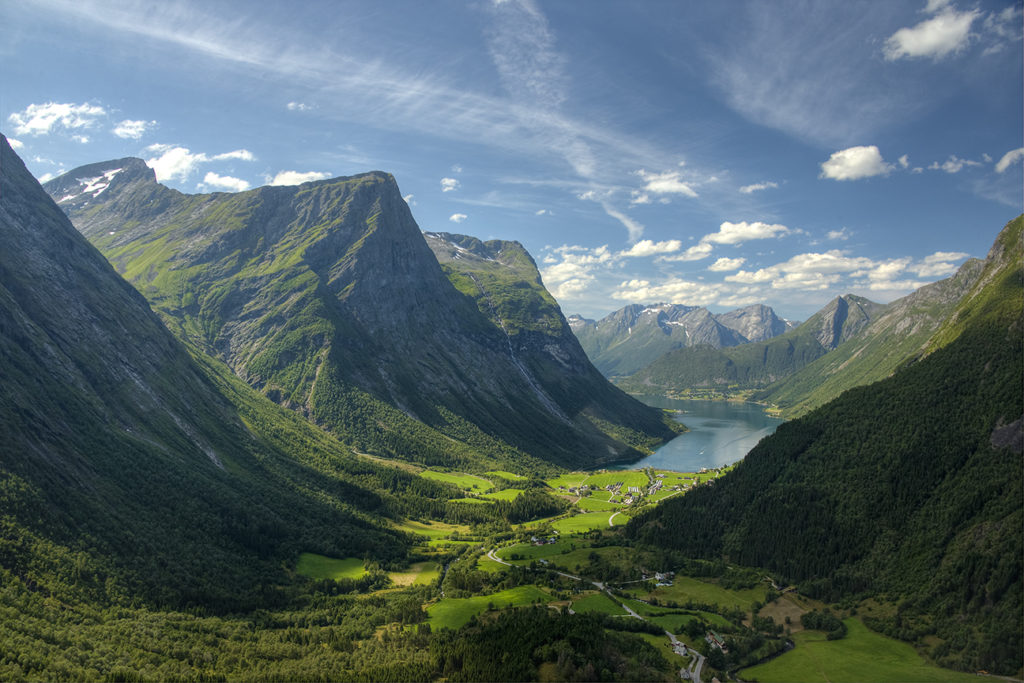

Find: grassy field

[486,470,526,481]
[582,470,650,490]
[388,518,471,540]
[575,496,621,511]
[571,592,627,616]
[624,600,735,630]
[448,497,491,505]
[552,510,623,534]
[476,554,510,574]
[480,488,524,501]
[295,553,366,581]
[388,561,440,587]
[419,470,494,493]
[627,575,767,611]
[426,585,552,630]
[546,473,588,490]
[740,618,982,683]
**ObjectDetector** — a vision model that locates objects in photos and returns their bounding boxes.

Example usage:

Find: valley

[1,133,1020,682]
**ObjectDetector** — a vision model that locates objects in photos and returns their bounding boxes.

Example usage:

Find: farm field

[389,561,441,587]
[739,619,982,683]
[626,575,768,611]
[388,518,471,540]
[552,510,626,533]
[480,488,524,501]
[426,585,553,630]
[294,553,366,581]
[486,470,526,481]
[570,591,626,616]
[419,470,494,493]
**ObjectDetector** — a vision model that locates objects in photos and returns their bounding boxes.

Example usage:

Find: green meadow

[419,470,494,493]
[295,553,366,581]
[627,575,768,612]
[486,470,527,481]
[740,619,982,683]
[571,592,627,616]
[426,585,553,630]
[480,488,525,501]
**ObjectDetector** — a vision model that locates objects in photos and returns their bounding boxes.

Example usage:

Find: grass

[426,585,552,630]
[476,554,510,574]
[388,561,440,587]
[480,488,525,501]
[486,470,526,481]
[582,470,650,490]
[739,618,981,683]
[294,553,366,581]
[449,497,492,505]
[552,510,623,534]
[546,473,588,490]
[575,496,621,512]
[571,592,627,616]
[627,575,767,612]
[388,518,471,540]
[419,470,494,493]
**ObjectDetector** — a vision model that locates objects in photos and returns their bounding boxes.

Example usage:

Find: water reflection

[618,397,783,472]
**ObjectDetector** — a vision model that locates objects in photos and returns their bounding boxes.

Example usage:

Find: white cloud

[928,155,982,173]
[145,145,207,181]
[706,221,790,245]
[8,102,106,136]
[286,101,311,111]
[599,202,645,242]
[635,169,698,198]
[912,250,969,277]
[827,228,851,241]
[403,193,416,205]
[660,242,716,263]
[738,181,778,194]
[629,191,651,205]
[213,149,255,161]
[884,8,979,60]
[898,154,910,169]
[37,171,59,183]
[202,171,250,192]
[449,213,467,223]
[535,208,551,216]
[995,147,1024,173]
[112,119,155,139]
[7,138,23,149]
[620,239,682,258]
[71,135,90,144]
[440,177,460,192]
[820,145,893,180]
[145,144,257,182]
[451,164,463,173]
[708,257,746,272]
[269,170,330,186]
[924,0,953,14]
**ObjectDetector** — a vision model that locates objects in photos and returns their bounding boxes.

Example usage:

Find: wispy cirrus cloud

[739,181,778,194]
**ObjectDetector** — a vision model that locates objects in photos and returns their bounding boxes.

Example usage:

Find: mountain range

[568,303,794,377]
[44,157,676,470]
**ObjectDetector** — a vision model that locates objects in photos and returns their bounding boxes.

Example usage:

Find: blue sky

[3,0,1021,321]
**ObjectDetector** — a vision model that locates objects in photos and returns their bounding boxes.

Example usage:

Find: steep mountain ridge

[47,159,676,468]
[569,302,792,377]
[0,135,417,611]
[618,294,875,395]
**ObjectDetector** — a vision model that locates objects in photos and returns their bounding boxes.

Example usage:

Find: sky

[2,0,1021,321]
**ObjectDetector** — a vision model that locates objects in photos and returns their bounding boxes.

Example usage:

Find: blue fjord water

[621,397,783,472]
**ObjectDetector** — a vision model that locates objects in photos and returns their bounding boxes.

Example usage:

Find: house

[705,631,728,653]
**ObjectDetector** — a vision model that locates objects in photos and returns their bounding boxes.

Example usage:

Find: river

[618,397,783,472]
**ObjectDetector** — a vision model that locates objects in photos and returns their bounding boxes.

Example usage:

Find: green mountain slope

[618,295,880,394]
[46,160,676,469]
[0,135,446,613]
[626,219,1024,675]
[752,257,986,416]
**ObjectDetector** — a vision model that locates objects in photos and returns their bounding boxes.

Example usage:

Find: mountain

[617,294,878,395]
[0,134,430,612]
[753,256,986,416]
[46,159,676,469]
[569,303,793,377]
[626,217,1023,675]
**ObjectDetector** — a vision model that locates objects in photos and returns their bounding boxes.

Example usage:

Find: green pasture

[448,497,491,505]
[552,510,623,534]
[476,554,510,574]
[546,472,588,490]
[571,592,627,616]
[497,539,580,562]
[388,561,440,587]
[623,600,734,630]
[486,470,526,481]
[419,470,494,493]
[740,618,981,683]
[575,496,621,511]
[388,518,471,540]
[295,553,366,581]
[582,470,650,490]
[480,488,524,501]
[426,585,552,630]
[627,575,767,611]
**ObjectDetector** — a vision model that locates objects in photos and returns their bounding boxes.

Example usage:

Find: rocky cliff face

[48,161,675,468]
[569,302,791,377]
